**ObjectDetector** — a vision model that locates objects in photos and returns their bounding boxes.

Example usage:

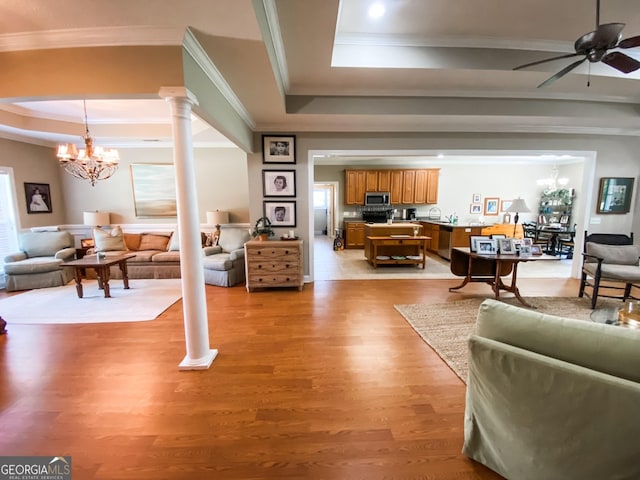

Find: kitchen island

[418,221,483,260]
[363,223,427,267]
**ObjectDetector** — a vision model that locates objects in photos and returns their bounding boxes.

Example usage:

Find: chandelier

[56,100,119,186]
[536,165,568,193]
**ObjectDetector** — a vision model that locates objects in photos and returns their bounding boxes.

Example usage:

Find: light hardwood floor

[0,272,579,479]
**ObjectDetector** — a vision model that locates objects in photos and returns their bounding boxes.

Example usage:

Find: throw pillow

[138,233,171,251]
[93,226,126,252]
[123,233,142,251]
[168,231,180,251]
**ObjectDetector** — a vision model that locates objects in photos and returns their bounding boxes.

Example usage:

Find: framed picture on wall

[263,170,296,197]
[470,203,482,214]
[262,135,296,164]
[130,164,177,217]
[472,193,481,203]
[24,182,52,214]
[264,200,296,227]
[484,197,500,216]
[597,177,634,214]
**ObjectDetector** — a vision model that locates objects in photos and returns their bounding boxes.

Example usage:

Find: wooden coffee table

[62,253,135,298]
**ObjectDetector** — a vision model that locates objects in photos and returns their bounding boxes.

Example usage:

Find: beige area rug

[394,296,619,383]
[0,279,183,325]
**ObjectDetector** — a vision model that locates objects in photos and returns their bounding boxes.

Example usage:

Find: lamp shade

[83,211,110,226]
[506,198,531,213]
[206,210,229,225]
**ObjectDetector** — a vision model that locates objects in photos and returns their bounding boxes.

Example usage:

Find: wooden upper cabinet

[345,168,439,205]
[426,169,439,204]
[365,171,378,191]
[377,170,391,192]
[390,170,403,204]
[345,170,366,205]
[414,170,428,204]
[402,170,416,204]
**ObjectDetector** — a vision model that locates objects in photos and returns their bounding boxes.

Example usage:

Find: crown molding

[0,26,184,52]
[182,28,255,129]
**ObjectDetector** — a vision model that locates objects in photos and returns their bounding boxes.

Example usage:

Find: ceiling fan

[513,0,640,87]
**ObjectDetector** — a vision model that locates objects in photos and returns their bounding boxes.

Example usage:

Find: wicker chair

[578,231,640,308]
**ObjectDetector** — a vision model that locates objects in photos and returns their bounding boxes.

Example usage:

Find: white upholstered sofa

[463,299,640,480]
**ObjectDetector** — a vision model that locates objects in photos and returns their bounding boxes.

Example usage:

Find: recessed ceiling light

[368,2,385,18]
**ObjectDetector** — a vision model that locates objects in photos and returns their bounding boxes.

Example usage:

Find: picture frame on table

[264,200,296,227]
[530,245,543,256]
[484,197,500,216]
[24,182,53,214]
[499,238,516,254]
[470,235,491,252]
[522,238,533,247]
[262,135,296,164]
[263,170,296,197]
[470,203,482,214]
[477,239,497,255]
[472,193,481,203]
[520,245,532,256]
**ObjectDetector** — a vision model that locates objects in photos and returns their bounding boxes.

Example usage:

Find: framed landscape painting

[130,164,177,217]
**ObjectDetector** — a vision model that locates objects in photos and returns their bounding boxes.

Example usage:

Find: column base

[178,348,218,370]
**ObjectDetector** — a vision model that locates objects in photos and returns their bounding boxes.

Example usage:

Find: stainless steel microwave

[365,192,390,206]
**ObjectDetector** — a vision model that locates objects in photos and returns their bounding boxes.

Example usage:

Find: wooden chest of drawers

[244,239,304,292]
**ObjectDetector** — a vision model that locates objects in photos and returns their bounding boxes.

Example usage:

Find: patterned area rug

[394,296,620,383]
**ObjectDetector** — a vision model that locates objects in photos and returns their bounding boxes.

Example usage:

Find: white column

[160,87,217,370]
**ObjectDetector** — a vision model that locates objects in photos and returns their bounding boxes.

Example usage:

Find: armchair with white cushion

[3,230,76,292]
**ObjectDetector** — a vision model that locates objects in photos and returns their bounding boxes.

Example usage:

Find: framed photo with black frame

[24,182,53,214]
[262,135,296,164]
[597,177,634,214]
[263,170,296,197]
[264,200,296,227]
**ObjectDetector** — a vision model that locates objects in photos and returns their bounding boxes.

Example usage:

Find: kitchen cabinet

[377,170,391,191]
[345,168,440,205]
[402,170,416,204]
[390,170,403,204]
[365,171,378,191]
[421,222,438,252]
[426,169,439,204]
[345,170,366,205]
[345,221,366,248]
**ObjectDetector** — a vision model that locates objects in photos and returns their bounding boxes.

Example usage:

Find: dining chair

[557,224,577,259]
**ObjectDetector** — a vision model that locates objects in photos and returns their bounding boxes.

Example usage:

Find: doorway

[313,182,338,238]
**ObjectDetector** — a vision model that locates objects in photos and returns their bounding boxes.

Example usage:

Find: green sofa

[463,299,640,480]
[3,230,76,292]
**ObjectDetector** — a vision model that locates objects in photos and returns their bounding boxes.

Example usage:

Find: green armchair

[3,230,76,292]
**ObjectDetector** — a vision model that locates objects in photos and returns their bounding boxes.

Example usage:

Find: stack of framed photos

[470,235,541,256]
[262,135,297,228]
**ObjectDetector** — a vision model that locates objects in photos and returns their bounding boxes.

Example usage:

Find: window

[0,168,20,288]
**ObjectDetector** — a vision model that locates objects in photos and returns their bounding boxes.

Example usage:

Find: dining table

[535,225,576,255]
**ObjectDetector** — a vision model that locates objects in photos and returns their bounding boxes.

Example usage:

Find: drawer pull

[258,265,262,269]
[285,250,289,254]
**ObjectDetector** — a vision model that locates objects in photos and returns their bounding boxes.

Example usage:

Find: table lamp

[206,210,229,241]
[505,198,530,237]
[83,211,110,228]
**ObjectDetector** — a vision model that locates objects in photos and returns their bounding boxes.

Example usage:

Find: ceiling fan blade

[619,35,640,49]
[513,52,582,71]
[537,58,587,88]
[602,51,640,73]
